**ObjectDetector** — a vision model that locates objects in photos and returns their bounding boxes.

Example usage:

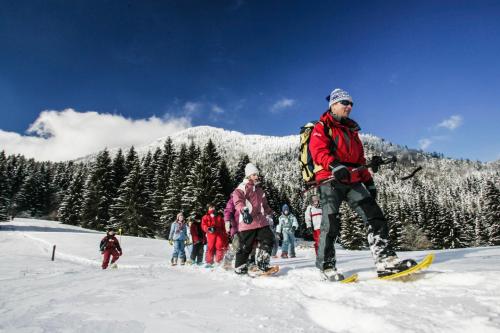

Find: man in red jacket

[100,228,122,269]
[201,203,228,266]
[309,88,415,281]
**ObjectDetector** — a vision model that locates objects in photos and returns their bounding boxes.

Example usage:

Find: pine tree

[160,144,190,236]
[483,180,500,245]
[109,161,155,237]
[340,203,366,250]
[218,159,233,198]
[15,162,46,217]
[385,201,403,251]
[0,151,10,221]
[125,146,138,176]
[80,149,114,230]
[186,140,225,218]
[181,142,202,217]
[140,151,156,234]
[152,138,176,229]
[475,215,489,246]
[111,149,127,197]
[58,167,86,225]
[233,154,250,187]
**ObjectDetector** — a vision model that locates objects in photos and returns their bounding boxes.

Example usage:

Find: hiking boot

[281,252,288,259]
[171,257,178,266]
[235,264,248,275]
[180,257,186,266]
[376,256,417,277]
[320,268,345,282]
[185,259,193,265]
[290,254,296,258]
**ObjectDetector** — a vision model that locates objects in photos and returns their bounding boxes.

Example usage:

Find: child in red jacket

[201,203,228,267]
[100,228,122,269]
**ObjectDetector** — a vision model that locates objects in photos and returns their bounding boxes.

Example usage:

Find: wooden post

[51,245,56,261]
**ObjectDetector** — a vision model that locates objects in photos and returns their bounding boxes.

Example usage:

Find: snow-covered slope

[2,218,500,333]
[77,125,497,194]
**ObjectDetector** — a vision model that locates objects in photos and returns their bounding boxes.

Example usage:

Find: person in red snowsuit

[201,204,228,265]
[100,228,122,269]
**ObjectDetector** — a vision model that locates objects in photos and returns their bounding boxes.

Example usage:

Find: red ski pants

[102,249,120,269]
[313,229,321,256]
[205,233,227,264]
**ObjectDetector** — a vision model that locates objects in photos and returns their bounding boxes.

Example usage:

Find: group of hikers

[100,88,418,281]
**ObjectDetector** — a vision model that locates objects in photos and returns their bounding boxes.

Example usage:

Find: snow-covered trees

[1,127,498,250]
[0,151,10,221]
[109,160,155,237]
[483,180,500,245]
[81,149,114,231]
[58,167,86,225]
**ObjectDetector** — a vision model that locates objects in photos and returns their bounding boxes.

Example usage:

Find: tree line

[1,139,499,250]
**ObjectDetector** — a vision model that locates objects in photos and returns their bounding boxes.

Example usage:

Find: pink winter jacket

[232,179,273,232]
[224,196,239,237]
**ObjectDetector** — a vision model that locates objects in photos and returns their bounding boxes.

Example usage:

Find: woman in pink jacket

[232,163,274,274]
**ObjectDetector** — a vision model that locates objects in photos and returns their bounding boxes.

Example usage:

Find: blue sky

[1,0,499,162]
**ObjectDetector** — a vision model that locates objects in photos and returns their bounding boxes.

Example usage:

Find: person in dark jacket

[100,228,122,269]
[309,88,415,281]
[189,216,206,265]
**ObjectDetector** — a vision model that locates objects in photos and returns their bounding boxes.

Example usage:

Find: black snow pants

[316,181,396,270]
[235,226,274,268]
[190,242,204,264]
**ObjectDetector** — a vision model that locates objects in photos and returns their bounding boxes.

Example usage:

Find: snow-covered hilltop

[2,218,500,333]
[76,125,498,193]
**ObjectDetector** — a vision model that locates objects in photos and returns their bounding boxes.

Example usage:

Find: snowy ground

[1,219,500,333]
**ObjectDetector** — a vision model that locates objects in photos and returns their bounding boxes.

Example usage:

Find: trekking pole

[302,156,397,195]
[51,245,56,261]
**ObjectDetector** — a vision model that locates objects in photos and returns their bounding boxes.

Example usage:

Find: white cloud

[183,101,202,116]
[0,109,191,162]
[419,138,432,150]
[270,98,295,113]
[211,104,225,114]
[438,115,463,130]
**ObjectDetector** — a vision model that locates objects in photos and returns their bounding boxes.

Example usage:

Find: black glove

[207,226,215,234]
[276,232,282,240]
[364,179,377,200]
[241,208,253,224]
[306,226,313,234]
[369,155,383,173]
[330,162,350,182]
[292,226,297,232]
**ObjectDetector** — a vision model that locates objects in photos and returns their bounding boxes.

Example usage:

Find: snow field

[1,218,500,333]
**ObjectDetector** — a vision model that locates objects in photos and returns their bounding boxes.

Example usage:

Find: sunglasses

[338,100,353,107]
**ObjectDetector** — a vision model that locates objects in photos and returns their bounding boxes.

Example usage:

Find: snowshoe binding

[376,256,418,278]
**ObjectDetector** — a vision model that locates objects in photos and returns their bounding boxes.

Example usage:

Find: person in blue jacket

[276,204,299,258]
[169,212,188,266]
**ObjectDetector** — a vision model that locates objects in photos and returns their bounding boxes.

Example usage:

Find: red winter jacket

[100,235,122,253]
[201,212,226,236]
[190,221,206,244]
[309,111,372,184]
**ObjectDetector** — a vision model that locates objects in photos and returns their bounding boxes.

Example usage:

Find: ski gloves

[207,226,216,234]
[364,179,377,200]
[369,155,384,173]
[330,162,350,183]
[168,239,174,246]
[241,207,253,224]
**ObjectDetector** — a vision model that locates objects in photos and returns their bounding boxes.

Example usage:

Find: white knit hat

[328,88,353,107]
[245,163,259,178]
